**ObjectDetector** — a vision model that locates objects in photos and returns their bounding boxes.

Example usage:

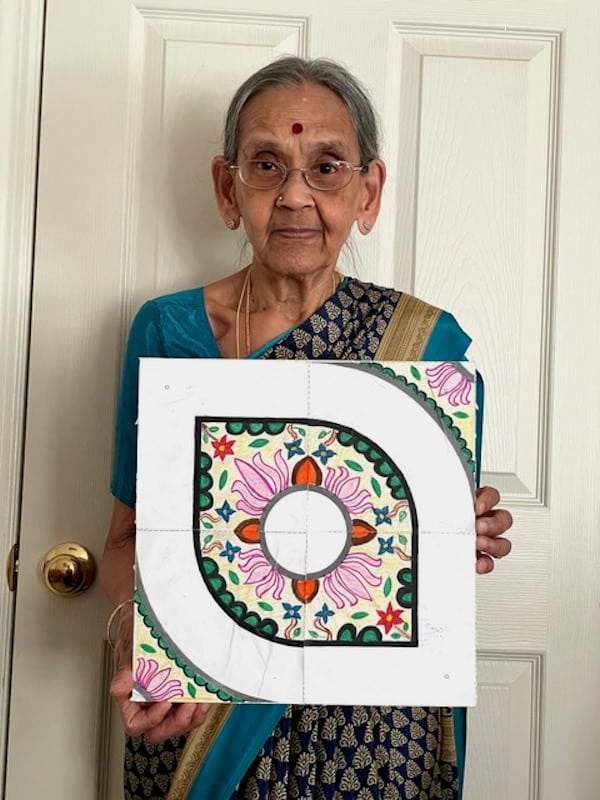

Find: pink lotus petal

[273,450,290,490]
[242,562,273,583]
[232,494,265,516]
[250,452,281,494]
[232,464,272,504]
[336,475,361,500]
[238,548,265,566]
[149,680,184,701]
[147,666,174,692]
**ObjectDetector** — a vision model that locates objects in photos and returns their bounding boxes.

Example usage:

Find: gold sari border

[167,704,234,800]
[375,293,442,361]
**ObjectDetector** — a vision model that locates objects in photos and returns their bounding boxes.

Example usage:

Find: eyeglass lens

[238,160,358,190]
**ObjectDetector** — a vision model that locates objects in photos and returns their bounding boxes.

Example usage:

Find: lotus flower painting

[133,360,477,706]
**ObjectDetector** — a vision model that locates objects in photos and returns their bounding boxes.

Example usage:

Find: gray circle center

[259,486,352,580]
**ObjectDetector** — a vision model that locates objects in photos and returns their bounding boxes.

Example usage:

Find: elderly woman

[101,57,512,800]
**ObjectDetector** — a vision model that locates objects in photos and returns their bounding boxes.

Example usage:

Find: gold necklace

[235,266,252,359]
[234,268,340,359]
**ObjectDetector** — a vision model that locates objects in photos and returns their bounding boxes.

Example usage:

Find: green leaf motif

[351,611,369,620]
[187,682,197,699]
[398,534,408,545]
[398,511,407,522]
[298,428,306,436]
[370,477,382,497]
[218,470,228,490]
[318,430,328,439]
[410,365,421,380]
[140,644,156,654]
[453,411,469,419]
[258,601,273,612]
[383,577,392,597]
[390,632,401,640]
[203,534,214,544]
[293,627,302,637]
[403,622,409,631]
[208,426,219,433]
[308,630,319,638]
[204,522,213,530]
[202,432,209,444]
[228,571,240,586]
[344,459,363,472]
[249,438,269,448]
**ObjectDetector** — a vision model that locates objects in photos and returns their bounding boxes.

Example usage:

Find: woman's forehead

[238,83,358,152]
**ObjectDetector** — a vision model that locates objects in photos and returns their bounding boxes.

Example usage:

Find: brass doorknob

[41,542,96,597]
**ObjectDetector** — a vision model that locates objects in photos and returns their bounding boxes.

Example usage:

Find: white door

[4,1,600,798]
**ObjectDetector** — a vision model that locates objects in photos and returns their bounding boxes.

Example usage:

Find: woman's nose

[278,169,315,208]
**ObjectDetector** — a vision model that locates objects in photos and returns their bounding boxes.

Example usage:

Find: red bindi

[291,122,303,134]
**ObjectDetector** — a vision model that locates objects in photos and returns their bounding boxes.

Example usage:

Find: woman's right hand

[110,600,211,744]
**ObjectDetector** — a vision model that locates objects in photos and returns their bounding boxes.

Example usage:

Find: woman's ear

[357,158,386,235]
[212,155,240,228]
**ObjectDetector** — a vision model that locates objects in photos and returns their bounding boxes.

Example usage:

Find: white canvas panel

[134,359,476,705]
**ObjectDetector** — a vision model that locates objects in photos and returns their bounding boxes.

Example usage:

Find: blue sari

[113,278,477,800]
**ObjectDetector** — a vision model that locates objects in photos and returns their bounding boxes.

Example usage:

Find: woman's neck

[203,265,341,358]
[247,264,338,325]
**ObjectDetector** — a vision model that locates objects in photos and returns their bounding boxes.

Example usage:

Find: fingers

[474,485,513,574]
[476,553,494,574]
[145,703,210,744]
[119,699,174,737]
[476,533,512,560]
[110,668,210,741]
[476,508,513,537]
[475,485,500,516]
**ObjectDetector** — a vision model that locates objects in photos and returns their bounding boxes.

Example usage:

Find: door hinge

[6,543,19,592]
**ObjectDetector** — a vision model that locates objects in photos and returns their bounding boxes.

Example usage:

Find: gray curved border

[259,484,353,580]
[135,568,260,703]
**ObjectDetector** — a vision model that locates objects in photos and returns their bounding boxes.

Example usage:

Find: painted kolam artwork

[133,360,477,706]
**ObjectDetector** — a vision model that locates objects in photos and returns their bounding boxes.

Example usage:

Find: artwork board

[133,359,477,706]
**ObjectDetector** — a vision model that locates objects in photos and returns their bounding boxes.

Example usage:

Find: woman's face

[213,82,385,279]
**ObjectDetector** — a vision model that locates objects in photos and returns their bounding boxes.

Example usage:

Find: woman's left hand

[475,486,513,574]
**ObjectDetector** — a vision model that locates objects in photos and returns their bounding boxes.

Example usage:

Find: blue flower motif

[216,500,236,523]
[377,536,394,554]
[282,602,302,620]
[219,540,241,563]
[315,603,335,622]
[312,443,336,465]
[284,438,305,459]
[373,506,392,526]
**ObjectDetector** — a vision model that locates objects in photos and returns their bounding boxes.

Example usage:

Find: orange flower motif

[211,434,235,461]
[376,602,404,634]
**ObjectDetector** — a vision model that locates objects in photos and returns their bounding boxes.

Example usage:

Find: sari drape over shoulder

[112,278,477,800]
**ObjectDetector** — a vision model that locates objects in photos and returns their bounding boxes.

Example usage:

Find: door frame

[0,0,45,790]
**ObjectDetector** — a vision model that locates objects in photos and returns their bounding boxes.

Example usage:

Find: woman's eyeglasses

[229,159,367,192]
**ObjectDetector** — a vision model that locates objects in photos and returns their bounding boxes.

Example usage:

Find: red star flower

[211,434,235,461]
[376,602,404,634]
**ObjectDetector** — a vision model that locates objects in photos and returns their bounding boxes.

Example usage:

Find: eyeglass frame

[228,159,369,192]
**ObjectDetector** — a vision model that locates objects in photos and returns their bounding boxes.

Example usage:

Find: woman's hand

[475,485,513,574]
[110,601,210,744]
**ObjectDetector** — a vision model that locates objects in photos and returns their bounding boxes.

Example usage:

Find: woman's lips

[273,227,321,239]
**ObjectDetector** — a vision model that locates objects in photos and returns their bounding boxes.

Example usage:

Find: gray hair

[223,57,380,166]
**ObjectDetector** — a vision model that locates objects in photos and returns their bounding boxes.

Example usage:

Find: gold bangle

[106,598,133,649]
